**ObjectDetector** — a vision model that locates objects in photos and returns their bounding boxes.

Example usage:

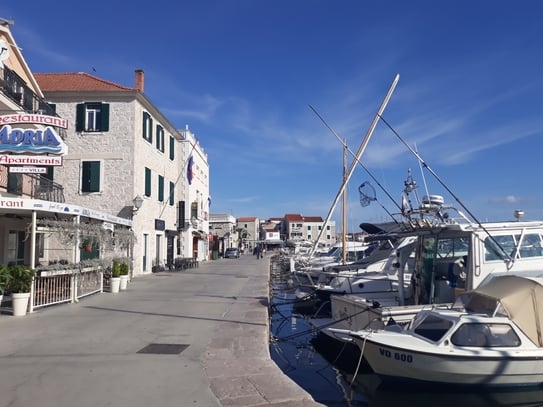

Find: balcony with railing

[0,66,66,203]
[0,65,67,139]
[0,165,65,202]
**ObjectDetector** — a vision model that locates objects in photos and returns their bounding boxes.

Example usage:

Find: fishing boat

[338,274,543,387]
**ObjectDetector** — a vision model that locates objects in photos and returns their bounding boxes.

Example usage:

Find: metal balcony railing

[0,66,67,139]
[0,165,65,202]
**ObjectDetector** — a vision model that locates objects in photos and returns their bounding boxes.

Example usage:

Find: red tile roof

[237,217,258,222]
[303,216,324,222]
[34,72,135,92]
[284,214,304,221]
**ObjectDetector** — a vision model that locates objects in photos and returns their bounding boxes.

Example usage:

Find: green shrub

[111,261,121,278]
[119,262,129,276]
[7,265,34,293]
[0,264,11,294]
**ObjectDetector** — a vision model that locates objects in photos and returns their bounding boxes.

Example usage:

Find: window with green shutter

[169,182,174,206]
[143,112,153,142]
[169,136,175,160]
[75,103,109,132]
[145,167,152,197]
[156,124,165,152]
[158,175,164,202]
[81,161,100,193]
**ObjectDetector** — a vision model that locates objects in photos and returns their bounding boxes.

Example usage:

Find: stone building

[0,19,133,268]
[209,213,237,257]
[282,213,336,245]
[236,216,260,252]
[34,70,210,274]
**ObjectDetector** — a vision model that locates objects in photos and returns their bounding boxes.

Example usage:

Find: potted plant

[7,265,35,316]
[152,258,164,273]
[119,262,129,290]
[0,264,11,306]
[110,261,121,293]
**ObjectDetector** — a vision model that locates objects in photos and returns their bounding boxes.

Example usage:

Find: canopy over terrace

[0,196,132,267]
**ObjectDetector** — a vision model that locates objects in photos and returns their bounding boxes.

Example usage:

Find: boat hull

[353,335,543,387]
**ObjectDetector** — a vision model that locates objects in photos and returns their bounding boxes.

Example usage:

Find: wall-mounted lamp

[133,195,144,212]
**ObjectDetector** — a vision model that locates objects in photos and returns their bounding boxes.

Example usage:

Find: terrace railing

[30,267,104,312]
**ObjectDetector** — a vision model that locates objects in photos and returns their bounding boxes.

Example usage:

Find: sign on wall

[0,113,69,169]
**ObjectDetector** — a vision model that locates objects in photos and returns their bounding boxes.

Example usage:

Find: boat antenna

[414,142,431,201]
[307,73,400,258]
[308,104,402,221]
[378,114,514,263]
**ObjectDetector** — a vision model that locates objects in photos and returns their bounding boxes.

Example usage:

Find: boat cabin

[395,219,543,305]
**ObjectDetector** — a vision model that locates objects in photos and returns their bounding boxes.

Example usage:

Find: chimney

[134,69,144,92]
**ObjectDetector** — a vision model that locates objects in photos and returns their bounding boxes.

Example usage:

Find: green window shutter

[82,161,100,192]
[158,175,164,202]
[142,113,146,139]
[100,103,110,131]
[44,166,54,181]
[169,136,175,160]
[145,167,151,197]
[142,112,153,142]
[76,103,85,132]
[169,182,174,205]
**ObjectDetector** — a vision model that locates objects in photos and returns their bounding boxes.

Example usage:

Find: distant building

[209,213,237,257]
[257,220,281,249]
[208,213,336,257]
[236,216,260,252]
[282,214,336,245]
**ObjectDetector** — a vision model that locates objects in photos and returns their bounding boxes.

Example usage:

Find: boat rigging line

[308,104,402,222]
[378,114,514,264]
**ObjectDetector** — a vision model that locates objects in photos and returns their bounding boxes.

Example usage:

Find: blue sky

[3,1,543,231]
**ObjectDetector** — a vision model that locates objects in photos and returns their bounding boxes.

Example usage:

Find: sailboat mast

[342,139,347,265]
[308,73,400,258]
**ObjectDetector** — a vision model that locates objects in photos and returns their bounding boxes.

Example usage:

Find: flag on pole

[187,155,194,185]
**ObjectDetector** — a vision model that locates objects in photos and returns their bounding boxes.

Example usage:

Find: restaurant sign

[0,113,68,157]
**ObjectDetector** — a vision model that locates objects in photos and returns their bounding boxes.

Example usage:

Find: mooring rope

[350,333,370,387]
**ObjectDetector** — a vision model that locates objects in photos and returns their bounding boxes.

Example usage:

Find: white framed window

[76,103,109,132]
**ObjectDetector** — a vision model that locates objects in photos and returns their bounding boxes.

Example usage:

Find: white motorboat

[317,191,543,325]
[291,240,372,289]
[339,274,543,387]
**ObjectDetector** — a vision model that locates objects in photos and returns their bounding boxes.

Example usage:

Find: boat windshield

[413,314,454,342]
[451,323,521,347]
[452,293,502,316]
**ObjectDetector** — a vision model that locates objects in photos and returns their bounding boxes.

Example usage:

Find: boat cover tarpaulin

[459,275,543,347]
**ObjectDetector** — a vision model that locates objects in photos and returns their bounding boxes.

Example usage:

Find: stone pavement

[0,253,324,407]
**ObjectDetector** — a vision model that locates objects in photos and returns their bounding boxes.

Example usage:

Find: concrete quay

[0,253,324,407]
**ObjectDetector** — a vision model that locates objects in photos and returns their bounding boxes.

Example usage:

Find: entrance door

[166,235,174,269]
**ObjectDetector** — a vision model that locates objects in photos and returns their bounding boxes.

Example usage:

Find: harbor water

[268,256,543,407]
